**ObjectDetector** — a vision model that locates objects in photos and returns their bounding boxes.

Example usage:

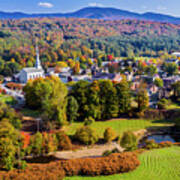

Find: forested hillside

[0,17,180,76]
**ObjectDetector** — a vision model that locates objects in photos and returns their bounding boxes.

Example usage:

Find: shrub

[111,148,121,153]
[16,160,27,170]
[157,98,169,109]
[3,156,14,171]
[29,132,43,156]
[0,102,22,129]
[102,148,121,157]
[120,131,138,151]
[75,126,99,145]
[102,150,112,157]
[158,141,173,148]
[60,152,140,176]
[56,131,72,151]
[136,111,145,118]
[103,127,116,143]
[84,116,95,126]
[0,161,65,180]
[144,139,159,149]
[42,133,58,154]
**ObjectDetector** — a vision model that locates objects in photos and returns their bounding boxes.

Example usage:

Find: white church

[18,46,44,83]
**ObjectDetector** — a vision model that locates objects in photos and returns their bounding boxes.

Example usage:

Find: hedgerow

[60,152,140,176]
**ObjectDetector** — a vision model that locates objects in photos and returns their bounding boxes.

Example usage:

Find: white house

[18,46,44,83]
[172,52,180,57]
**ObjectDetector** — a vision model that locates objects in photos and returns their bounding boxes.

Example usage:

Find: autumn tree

[85,81,101,120]
[23,76,68,127]
[172,81,180,101]
[154,78,163,88]
[29,132,43,156]
[42,133,57,154]
[0,119,21,170]
[0,102,21,129]
[73,61,80,75]
[164,62,178,76]
[136,86,149,112]
[145,64,157,76]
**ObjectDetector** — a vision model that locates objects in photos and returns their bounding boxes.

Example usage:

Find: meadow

[166,103,180,110]
[64,119,173,137]
[65,146,180,180]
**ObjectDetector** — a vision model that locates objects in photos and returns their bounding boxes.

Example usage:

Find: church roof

[22,68,44,73]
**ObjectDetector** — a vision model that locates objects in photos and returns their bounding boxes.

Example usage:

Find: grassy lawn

[0,94,16,105]
[65,146,180,180]
[166,103,180,110]
[64,119,173,137]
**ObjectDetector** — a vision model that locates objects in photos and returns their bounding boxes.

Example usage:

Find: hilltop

[0,7,180,24]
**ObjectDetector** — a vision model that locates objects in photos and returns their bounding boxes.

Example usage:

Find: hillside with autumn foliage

[0,17,180,76]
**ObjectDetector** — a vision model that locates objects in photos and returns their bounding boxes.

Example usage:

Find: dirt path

[52,142,124,160]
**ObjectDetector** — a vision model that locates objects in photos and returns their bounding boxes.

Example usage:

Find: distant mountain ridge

[0,7,180,24]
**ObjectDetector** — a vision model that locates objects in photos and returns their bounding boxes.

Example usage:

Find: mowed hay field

[64,119,173,137]
[65,146,180,180]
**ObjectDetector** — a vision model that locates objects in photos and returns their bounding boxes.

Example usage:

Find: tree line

[0,18,180,76]
[23,76,149,127]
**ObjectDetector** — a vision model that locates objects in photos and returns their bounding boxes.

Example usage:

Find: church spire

[35,45,42,69]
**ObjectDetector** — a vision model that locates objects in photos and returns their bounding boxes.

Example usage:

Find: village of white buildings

[0,45,180,108]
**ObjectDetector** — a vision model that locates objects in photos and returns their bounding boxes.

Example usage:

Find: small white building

[18,46,44,83]
[172,52,180,57]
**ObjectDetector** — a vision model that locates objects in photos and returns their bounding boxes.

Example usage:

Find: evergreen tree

[67,96,79,123]
[99,80,119,119]
[115,79,131,114]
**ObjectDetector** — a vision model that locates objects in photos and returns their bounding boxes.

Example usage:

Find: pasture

[65,146,180,180]
[64,118,173,137]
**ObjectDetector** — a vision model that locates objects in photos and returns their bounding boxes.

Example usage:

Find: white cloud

[88,2,104,7]
[156,6,167,11]
[38,2,54,8]
[141,5,148,10]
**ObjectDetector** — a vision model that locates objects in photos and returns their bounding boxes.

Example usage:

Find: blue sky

[0,0,180,17]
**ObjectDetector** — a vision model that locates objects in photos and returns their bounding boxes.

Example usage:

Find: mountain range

[0,7,180,24]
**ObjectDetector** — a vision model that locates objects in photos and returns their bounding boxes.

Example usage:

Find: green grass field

[166,103,180,110]
[65,146,180,180]
[64,119,173,137]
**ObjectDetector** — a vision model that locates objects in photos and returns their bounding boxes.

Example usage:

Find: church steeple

[35,45,42,69]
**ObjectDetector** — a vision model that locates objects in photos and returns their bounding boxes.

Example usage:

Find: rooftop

[22,68,44,73]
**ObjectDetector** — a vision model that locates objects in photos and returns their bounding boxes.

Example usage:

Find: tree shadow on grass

[146,118,174,132]
[151,118,173,124]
